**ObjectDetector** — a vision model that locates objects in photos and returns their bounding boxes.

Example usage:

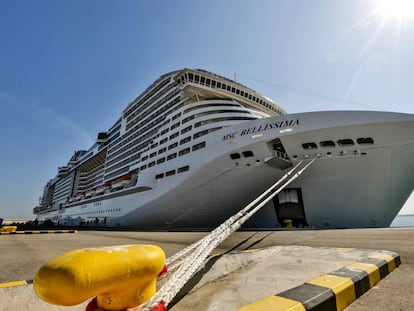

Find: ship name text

[222,119,299,141]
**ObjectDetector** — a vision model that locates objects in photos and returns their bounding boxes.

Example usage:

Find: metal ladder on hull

[136,159,315,311]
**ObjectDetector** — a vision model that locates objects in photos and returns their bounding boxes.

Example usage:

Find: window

[151,143,158,149]
[167,153,177,160]
[171,122,180,130]
[161,128,169,135]
[302,142,318,149]
[180,136,191,145]
[230,153,241,160]
[168,142,178,150]
[172,113,181,120]
[179,148,191,156]
[158,147,167,154]
[148,161,155,167]
[166,170,175,177]
[160,138,168,145]
[337,139,354,146]
[170,132,179,140]
[150,152,157,158]
[181,126,192,134]
[155,173,164,180]
[182,115,195,124]
[192,142,206,151]
[357,137,374,145]
[242,151,254,158]
[178,166,189,173]
[319,141,335,147]
[140,165,147,171]
[157,158,165,164]
[141,156,148,161]
[193,129,209,139]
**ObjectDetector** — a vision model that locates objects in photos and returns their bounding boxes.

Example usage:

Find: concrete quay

[0,228,413,310]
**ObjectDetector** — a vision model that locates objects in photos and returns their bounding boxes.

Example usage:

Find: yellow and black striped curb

[0,230,78,235]
[238,251,400,311]
[0,279,33,289]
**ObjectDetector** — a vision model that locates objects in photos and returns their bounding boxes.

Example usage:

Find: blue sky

[1,0,413,219]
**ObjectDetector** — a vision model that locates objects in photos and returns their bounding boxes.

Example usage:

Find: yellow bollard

[1,226,17,233]
[34,244,166,311]
[283,219,293,228]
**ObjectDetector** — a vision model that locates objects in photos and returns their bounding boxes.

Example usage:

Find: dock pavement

[0,228,413,310]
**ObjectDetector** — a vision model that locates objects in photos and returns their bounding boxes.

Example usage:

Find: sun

[378,0,414,19]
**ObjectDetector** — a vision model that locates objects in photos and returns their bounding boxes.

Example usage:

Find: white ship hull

[37,110,414,229]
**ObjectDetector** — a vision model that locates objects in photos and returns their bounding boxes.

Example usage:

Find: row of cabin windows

[124,77,172,119]
[184,103,242,114]
[110,92,180,154]
[194,116,256,128]
[229,150,254,160]
[302,137,374,150]
[140,142,206,172]
[96,208,121,214]
[150,125,221,153]
[171,109,251,131]
[105,136,147,169]
[155,166,190,180]
[107,119,159,162]
[183,72,281,115]
[125,85,179,130]
[152,105,250,151]
[158,109,249,143]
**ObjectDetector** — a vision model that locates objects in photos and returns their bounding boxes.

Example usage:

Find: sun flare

[379,0,414,19]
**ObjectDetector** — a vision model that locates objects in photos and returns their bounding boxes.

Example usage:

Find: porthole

[230,153,241,160]
[177,166,189,173]
[337,139,354,146]
[242,151,254,158]
[319,140,335,147]
[302,142,317,149]
[168,142,178,150]
[357,137,374,145]
[192,141,206,151]
[179,148,190,156]
[166,170,175,177]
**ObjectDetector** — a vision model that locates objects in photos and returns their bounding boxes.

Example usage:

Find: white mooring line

[135,159,315,311]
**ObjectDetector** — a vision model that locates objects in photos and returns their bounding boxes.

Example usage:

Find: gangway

[136,159,315,311]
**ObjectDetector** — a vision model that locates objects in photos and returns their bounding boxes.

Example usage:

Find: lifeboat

[95,184,110,195]
[84,189,96,198]
[111,176,131,190]
[74,193,85,201]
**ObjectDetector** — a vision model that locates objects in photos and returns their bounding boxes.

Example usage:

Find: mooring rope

[135,159,314,311]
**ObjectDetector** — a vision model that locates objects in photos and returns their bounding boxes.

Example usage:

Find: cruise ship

[33,69,414,229]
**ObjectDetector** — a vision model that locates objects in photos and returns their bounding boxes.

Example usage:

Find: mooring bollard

[34,244,166,311]
[0,226,17,233]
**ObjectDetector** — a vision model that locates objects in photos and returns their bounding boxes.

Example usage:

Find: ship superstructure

[33,69,414,229]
